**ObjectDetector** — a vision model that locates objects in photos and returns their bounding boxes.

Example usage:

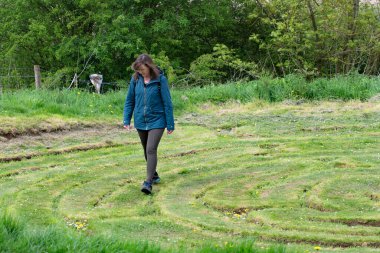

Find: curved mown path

[0,101,379,251]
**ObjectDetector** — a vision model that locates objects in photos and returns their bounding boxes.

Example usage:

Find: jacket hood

[158,67,165,76]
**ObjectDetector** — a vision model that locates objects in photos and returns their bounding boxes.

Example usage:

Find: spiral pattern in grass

[0,101,379,251]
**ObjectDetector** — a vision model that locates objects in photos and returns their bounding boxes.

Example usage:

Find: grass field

[0,79,379,252]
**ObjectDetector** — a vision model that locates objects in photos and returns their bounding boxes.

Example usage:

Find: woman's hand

[123,125,132,131]
[167,129,174,135]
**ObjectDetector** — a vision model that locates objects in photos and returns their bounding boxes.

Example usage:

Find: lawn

[0,84,379,252]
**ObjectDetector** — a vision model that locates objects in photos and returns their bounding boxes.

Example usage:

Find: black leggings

[137,128,165,183]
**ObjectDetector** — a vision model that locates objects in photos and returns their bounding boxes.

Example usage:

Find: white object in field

[89,74,103,94]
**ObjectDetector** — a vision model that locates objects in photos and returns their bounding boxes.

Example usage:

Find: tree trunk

[344,0,360,73]
[307,0,319,42]
[307,0,322,74]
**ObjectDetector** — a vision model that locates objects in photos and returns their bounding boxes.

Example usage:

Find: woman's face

[137,64,150,77]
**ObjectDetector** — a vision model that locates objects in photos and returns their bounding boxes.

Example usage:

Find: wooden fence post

[34,65,41,89]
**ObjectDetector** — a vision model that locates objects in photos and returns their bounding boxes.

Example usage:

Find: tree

[249,0,380,76]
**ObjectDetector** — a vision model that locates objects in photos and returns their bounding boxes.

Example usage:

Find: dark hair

[131,54,160,80]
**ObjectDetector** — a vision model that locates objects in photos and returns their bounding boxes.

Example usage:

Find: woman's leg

[137,130,148,161]
[145,128,165,182]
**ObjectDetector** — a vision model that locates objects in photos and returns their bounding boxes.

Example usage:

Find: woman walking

[123,54,175,194]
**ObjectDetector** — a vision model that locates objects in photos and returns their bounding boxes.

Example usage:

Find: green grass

[0,212,161,252]
[0,77,379,252]
[253,74,380,102]
[0,214,293,253]
[0,88,122,118]
[0,74,379,118]
[0,74,378,138]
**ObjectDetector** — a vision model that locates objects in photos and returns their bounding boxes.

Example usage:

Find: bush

[189,44,258,86]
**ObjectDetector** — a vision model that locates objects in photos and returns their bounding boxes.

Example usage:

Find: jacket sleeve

[123,77,135,126]
[160,75,175,130]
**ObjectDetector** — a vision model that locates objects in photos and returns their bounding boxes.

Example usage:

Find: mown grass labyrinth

[0,100,379,252]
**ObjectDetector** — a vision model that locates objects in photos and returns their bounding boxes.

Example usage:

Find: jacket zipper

[144,83,147,130]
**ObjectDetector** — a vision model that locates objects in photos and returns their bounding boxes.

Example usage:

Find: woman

[123,54,175,194]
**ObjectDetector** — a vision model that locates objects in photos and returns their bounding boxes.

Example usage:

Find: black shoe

[141,181,152,194]
[152,175,161,184]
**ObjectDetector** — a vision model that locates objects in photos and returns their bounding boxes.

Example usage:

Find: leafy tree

[249,0,380,76]
[0,0,378,89]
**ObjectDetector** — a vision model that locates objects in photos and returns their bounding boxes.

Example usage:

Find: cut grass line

[316,218,380,227]
[0,117,118,140]
[162,147,223,158]
[92,179,134,208]
[157,156,380,248]
[0,166,41,179]
[0,142,138,163]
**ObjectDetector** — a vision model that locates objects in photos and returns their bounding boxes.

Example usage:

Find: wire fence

[71,79,122,93]
[0,65,36,90]
[0,66,124,94]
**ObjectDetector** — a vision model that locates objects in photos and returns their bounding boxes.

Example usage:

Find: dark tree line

[0,0,379,88]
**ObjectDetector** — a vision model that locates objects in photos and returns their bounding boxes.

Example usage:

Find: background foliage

[0,0,379,89]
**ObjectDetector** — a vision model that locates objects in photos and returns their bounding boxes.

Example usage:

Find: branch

[307,0,319,42]
[77,50,95,78]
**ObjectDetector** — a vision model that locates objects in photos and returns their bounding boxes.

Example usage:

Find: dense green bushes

[0,1,378,89]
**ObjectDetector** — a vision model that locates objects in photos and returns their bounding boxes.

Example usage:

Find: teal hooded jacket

[123,72,175,131]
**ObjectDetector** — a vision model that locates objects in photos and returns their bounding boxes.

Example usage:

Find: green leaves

[190,44,257,84]
[250,0,380,76]
[0,0,378,89]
